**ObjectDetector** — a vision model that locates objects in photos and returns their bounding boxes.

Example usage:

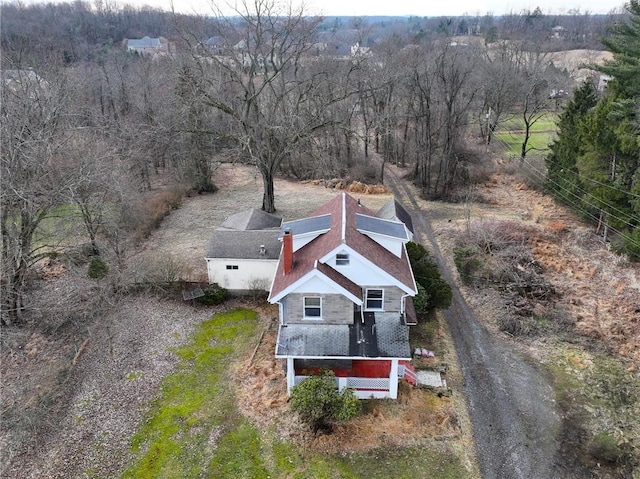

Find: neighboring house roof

[127,36,162,48]
[205,230,281,260]
[205,208,283,260]
[1,69,48,97]
[269,193,415,300]
[377,198,415,234]
[219,208,282,231]
[204,35,225,47]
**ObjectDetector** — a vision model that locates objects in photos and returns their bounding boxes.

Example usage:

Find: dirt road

[385,167,568,479]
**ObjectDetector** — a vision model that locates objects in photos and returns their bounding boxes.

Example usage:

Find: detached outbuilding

[205,209,282,292]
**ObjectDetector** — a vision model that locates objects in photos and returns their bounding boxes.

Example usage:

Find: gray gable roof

[377,198,414,234]
[204,35,225,46]
[219,209,282,231]
[127,36,161,48]
[280,214,331,237]
[356,213,408,240]
[205,230,281,260]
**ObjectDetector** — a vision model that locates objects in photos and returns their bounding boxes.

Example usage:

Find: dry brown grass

[446,167,640,364]
[234,306,459,454]
[129,164,392,283]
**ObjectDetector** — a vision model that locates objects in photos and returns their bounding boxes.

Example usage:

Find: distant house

[268,193,418,399]
[1,69,48,98]
[551,25,566,39]
[205,209,282,292]
[125,36,170,56]
[203,36,226,55]
[350,42,371,58]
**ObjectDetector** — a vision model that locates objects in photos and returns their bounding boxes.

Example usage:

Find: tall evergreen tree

[548,0,640,258]
[546,79,598,203]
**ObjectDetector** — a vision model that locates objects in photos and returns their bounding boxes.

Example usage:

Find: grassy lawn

[121,308,471,479]
[494,112,558,158]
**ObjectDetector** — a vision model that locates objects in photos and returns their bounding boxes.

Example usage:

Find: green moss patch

[122,308,259,479]
[121,307,472,479]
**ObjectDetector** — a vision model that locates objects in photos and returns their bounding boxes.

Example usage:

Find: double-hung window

[303,297,322,319]
[365,288,384,310]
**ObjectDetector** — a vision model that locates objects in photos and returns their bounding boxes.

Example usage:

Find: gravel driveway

[385,166,569,479]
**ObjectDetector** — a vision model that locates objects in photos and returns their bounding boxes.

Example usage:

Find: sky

[18,0,628,16]
[115,0,627,17]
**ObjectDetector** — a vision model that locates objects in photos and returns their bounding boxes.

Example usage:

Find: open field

[494,112,558,158]
[1,163,477,479]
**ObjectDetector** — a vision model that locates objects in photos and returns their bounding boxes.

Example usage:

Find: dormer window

[336,253,350,266]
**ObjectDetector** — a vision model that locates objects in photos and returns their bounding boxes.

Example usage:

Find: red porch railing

[398,360,417,386]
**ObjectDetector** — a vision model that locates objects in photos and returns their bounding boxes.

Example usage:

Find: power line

[518,156,640,231]
[585,176,640,201]
[493,128,640,200]
[517,157,640,249]
[488,131,640,248]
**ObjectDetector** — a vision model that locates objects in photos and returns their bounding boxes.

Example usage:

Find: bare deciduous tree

[180,0,328,212]
[1,66,72,324]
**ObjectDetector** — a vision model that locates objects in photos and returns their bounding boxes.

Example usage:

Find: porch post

[287,357,295,394]
[389,359,399,399]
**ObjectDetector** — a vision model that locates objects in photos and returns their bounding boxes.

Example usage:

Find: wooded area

[1,0,638,326]
[546,0,640,260]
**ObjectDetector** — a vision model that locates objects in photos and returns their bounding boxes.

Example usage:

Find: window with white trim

[365,288,384,310]
[336,253,350,266]
[303,297,322,319]
[226,265,239,270]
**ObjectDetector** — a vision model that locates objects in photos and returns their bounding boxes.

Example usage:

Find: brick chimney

[282,228,293,274]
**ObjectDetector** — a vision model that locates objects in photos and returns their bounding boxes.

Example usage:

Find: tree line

[546,0,640,260]
[0,0,626,325]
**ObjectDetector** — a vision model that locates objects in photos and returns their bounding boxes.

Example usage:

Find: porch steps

[399,361,447,389]
[399,360,417,386]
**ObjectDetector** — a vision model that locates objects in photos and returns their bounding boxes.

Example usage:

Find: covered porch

[276,312,412,399]
[289,358,401,399]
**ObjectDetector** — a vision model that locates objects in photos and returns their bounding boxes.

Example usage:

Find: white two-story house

[268,193,417,399]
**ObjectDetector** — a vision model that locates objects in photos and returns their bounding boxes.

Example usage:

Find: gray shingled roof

[276,324,350,356]
[356,214,408,240]
[375,313,411,357]
[205,230,281,260]
[127,36,161,48]
[377,198,414,234]
[219,209,282,231]
[276,313,410,358]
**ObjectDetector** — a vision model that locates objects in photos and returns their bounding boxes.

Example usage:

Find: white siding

[206,258,277,291]
[359,232,403,257]
[326,252,389,286]
[288,275,341,294]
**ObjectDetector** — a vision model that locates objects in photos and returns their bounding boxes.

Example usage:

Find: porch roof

[275,312,411,359]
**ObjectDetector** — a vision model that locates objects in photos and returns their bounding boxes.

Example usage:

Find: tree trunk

[261,167,276,213]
